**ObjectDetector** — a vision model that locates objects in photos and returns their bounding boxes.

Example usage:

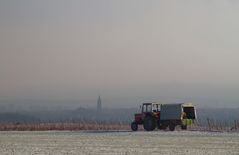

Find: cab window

[142,104,152,112]
[152,104,160,112]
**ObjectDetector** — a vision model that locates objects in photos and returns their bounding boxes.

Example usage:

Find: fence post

[235,120,237,131]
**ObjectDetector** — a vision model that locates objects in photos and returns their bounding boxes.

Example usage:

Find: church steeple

[97,96,102,112]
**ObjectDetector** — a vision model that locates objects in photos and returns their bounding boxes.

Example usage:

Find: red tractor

[131,102,161,131]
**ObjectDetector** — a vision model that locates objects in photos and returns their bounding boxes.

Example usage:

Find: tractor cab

[141,103,161,119]
[142,103,161,113]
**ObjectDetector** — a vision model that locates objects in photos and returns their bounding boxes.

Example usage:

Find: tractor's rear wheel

[131,121,138,131]
[143,116,156,131]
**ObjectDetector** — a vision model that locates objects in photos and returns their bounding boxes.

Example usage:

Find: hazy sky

[1,0,239,108]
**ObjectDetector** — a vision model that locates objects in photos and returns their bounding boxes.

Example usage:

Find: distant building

[97,96,102,112]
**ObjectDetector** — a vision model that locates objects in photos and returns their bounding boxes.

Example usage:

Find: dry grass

[0,121,130,131]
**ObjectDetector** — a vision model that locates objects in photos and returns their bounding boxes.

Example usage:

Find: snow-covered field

[0,130,239,155]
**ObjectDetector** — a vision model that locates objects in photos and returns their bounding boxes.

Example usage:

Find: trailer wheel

[181,125,187,130]
[143,116,156,131]
[131,121,138,131]
[169,123,175,131]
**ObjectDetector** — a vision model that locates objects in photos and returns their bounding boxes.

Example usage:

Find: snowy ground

[0,130,239,155]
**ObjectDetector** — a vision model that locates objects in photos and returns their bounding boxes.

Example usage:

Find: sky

[1,0,239,108]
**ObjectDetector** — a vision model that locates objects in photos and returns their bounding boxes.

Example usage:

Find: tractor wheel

[143,116,156,131]
[181,125,187,130]
[131,121,138,131]
[169,123,176,131]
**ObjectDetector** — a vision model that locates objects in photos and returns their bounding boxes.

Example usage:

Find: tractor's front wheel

[131,121,138,131]
[143,116,156,131]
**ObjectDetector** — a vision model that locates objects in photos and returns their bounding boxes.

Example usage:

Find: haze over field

[1,0,239,108]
